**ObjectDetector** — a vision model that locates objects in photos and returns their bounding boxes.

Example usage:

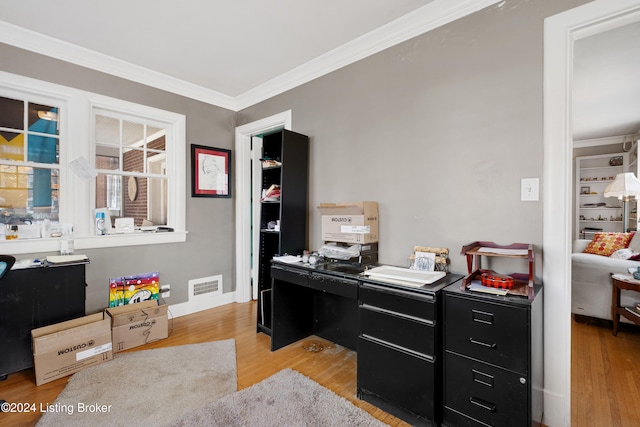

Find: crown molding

[0,20,237,110]
[234,0,502,110]
[0,0,500,112]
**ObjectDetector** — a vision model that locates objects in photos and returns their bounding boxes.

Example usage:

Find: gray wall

[238,0,591,276]
[0,0,593,313]
[0,43,237,313]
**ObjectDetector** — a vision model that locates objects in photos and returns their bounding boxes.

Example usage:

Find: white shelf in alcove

[579,220,623,223]
[579,207,622,210]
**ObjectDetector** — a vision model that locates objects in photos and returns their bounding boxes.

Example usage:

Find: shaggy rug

[168,368,387,427]
[37,339,237,427]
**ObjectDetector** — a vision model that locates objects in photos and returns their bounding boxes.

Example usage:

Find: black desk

[270,260,464,426]
[271,261,362,351]
[0,262,87,379]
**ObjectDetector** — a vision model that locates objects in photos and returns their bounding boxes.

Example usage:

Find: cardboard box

[106,300,169,353]
[317,201,379,244]
[32,313,113,386]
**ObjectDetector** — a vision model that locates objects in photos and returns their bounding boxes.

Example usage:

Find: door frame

[234,110,292,303]
[543,1,640,425]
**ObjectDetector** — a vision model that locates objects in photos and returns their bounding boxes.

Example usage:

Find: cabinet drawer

[271,265,308,287]
[309,273,358,299]
[358,336,436,421]
[445,294,529,373]
[359,282,435,322]
[360,305,435,357]
[444,351,527,427]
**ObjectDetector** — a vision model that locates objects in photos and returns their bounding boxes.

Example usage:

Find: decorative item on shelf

[604,172,640,232]
[609,156,624,166]
[409,245,449,272]
[633,266,640,280]
[481,272,514,289]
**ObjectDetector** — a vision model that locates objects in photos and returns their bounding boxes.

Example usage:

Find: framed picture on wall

[191,144,232,198]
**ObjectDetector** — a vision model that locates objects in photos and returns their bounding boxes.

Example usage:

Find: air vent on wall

[193,278,220,296]
[186,275,223,313]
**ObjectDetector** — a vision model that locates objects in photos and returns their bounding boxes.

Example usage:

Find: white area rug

[169,368,387,427]
[37,339,237,427]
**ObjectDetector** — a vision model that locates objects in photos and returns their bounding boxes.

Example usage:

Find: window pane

[120,177,167,226]
[95,115,120,145]
[146,177,167,226]
[0,165,59,221]
[0,96,23,130]
[95,174,122,213]
[123,148,144,173]
[96,149,120,170]
[0,132,25,161]
[28,135,59,164]
[28,103,59,135]
[123,120,144,147]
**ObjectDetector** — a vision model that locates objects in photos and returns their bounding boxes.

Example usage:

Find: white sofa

[572,239,640,321]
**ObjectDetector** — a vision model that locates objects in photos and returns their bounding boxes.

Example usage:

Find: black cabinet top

[272,259,463,296]
[443,281,543,307]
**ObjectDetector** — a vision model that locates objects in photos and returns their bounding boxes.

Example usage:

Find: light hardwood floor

[0,301,409,427]
[2,303,639,427]
[571,315,640,427]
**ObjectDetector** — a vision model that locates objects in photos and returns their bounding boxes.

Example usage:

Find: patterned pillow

[583,232,635,257]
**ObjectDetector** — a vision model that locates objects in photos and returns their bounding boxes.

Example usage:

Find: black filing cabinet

[442,285,543,427]
[0,263,87,379]
[357,274,463,427]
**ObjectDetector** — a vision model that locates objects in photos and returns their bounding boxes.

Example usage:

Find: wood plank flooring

[571,315,640,427]
[2,303,639,426]
[0,301,409,427]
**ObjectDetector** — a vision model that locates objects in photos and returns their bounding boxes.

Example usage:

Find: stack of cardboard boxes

[31,300,168,385]
[317,201,379,264]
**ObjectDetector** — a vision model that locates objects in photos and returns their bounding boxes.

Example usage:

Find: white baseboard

[167,291,236,319]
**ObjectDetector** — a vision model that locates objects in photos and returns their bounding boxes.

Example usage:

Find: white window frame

[0,71,186,254]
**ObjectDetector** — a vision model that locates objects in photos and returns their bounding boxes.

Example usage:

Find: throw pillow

[610,248,634,259]
[583,232,635,257]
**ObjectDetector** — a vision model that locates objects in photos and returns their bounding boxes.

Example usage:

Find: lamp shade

[604,172,640,199]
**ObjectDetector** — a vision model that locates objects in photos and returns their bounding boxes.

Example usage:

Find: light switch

[521,178,539,201]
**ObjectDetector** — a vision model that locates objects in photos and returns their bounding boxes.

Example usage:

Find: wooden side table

[610,273,640,336]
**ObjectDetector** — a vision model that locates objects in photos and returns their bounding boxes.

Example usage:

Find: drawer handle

[469,396,496,412]
[471,309,494,325]
[469,337,496,349]
[472,369,494,387]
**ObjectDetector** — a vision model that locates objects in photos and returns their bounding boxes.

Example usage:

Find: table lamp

[604,172,640,232]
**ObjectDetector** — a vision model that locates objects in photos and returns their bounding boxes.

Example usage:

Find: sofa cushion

[610,248,635,259]
[583,232,635,257]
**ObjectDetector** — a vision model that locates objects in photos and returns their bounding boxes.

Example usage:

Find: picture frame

[191,144,232,198]
[580,186,590,195]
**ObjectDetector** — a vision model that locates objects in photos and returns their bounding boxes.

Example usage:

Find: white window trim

[0,71,186,255]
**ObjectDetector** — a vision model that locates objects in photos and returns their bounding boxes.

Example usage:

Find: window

[93,110,168,228]
[0,95,61,226]
[0,72,186,254]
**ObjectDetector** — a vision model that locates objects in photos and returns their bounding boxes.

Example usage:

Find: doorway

[543,1,640,426]
[234,111,292,303]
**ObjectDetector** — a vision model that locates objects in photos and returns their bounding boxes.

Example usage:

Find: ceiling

[0,0,638,141]
[0,0,488,110]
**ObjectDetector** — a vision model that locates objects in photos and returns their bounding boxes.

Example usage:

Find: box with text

[31,313,113,386]
[317,201,379,244]
[106,300,169,353]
